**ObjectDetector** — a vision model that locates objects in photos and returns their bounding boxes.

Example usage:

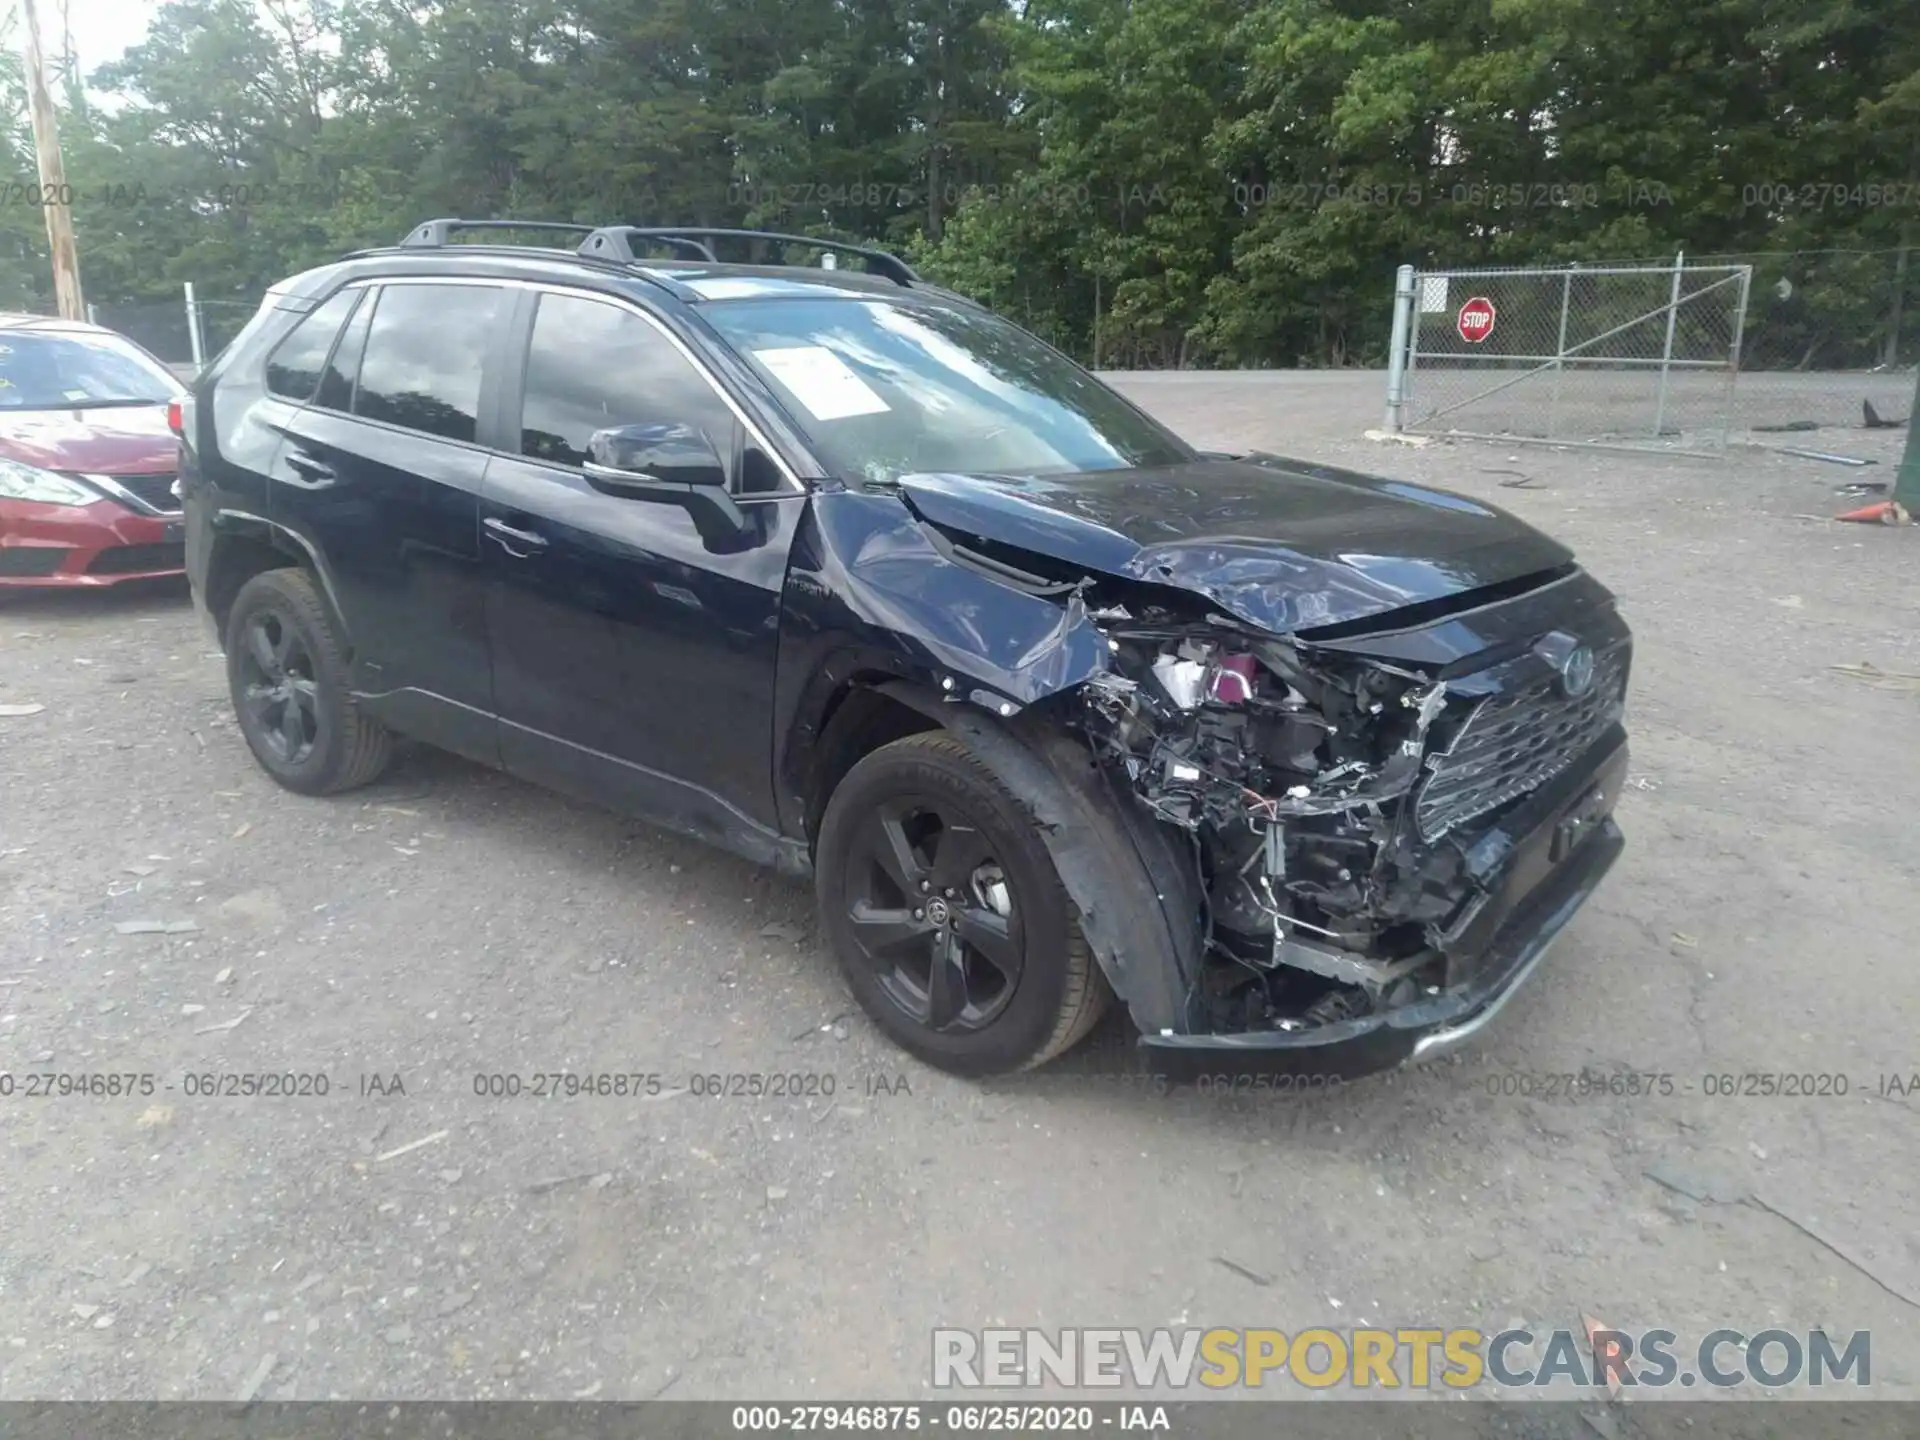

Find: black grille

[1414,646,1628,842]
[0,546,67,577]
[106,472,180,512]
[87,542,186,576]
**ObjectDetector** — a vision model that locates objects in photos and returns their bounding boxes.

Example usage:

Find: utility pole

[18,0,85,320]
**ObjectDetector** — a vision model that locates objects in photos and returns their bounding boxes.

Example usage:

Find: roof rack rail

[399,218,598,248]
[579,229,721,263]
[577,226,919,286]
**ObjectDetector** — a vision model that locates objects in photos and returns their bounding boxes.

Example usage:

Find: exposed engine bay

[1073,609,1498,1038]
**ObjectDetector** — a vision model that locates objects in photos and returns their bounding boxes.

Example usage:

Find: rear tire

[225,567,391,796]
[815,731,1109,1076]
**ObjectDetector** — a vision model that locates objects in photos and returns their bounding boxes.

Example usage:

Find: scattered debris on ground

[1779,446,1877,467]
[524,1170,612,1194]
[1212,1256,1274,1287]
[1581,1314,1626,1400]
[1482,467,1549,489]
[1644,1159,1748,1205]
[1747,1190,1920,1309]
[112,919,199,936]
[233,1353,277,1405]
[373,1130,449,1164]
[1831,661,1920,691]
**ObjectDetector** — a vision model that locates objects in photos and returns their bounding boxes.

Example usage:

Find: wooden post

[18,0,85,320]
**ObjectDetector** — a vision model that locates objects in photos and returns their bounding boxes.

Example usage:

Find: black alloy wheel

[235,608,321,766]
[815,732,1108,1075]
[224,567,391,795]
[843,796,1024,1033]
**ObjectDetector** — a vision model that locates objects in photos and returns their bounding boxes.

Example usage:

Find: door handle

[484,516,548,557]
[284,451,335,486]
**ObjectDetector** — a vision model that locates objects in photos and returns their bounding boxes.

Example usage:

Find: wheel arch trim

[212,509,353,644]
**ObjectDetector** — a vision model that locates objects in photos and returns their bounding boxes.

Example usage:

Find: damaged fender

[772,490,1123,838]
[808,489,1113,706]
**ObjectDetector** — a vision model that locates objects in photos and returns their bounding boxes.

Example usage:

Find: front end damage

[824,473,1630,1072]
[1060,598,1628,1062]
[1083,627,1458,1036]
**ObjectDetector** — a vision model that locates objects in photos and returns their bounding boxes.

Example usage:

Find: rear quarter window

[263,290,362,402]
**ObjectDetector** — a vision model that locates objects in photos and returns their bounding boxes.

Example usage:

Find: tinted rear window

[353,284,506,443]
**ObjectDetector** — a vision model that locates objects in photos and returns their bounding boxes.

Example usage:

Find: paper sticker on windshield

[752,346,888,421]
[62,388,89,401]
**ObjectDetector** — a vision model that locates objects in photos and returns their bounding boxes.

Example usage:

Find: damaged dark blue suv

[177,219,1629,1078]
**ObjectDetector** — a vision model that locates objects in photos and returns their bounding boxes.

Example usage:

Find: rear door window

[264,290,361,402]
[353,284,507,443]
[314,288,373,412]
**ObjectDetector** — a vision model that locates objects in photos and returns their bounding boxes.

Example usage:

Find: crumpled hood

[893,456,1574,633]
[0,404,176,474]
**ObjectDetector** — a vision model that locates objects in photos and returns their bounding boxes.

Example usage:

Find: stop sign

[1457,297,1497,343]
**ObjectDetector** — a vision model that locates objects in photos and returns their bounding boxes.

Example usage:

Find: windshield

[0,330,183,410]
[705,297,1192,486]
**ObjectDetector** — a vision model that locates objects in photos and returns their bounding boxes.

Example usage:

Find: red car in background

[0,314,188,587]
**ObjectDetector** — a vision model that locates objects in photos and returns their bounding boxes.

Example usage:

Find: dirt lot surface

[1,372,1916,1404]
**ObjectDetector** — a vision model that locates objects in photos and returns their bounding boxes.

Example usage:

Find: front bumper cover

[0,497,185,587]
[1142,738,1628,1080]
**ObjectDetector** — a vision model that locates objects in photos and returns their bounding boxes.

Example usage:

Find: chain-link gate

[1384,259,1753,456]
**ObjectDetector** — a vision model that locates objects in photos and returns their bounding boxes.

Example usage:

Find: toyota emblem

[1559,645,1596,698]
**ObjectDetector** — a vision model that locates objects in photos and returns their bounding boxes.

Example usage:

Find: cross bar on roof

[578,227,919,285]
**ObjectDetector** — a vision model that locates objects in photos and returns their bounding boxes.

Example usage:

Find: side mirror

[582,422,747,548]
[585,422,727,488]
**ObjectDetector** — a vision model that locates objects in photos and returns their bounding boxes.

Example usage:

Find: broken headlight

[1078,622,1459,1030]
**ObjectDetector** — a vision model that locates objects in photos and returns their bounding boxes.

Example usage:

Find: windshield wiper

[58,397,172,409]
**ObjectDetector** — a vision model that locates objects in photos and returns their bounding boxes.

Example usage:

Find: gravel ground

[1,372,1916,1403]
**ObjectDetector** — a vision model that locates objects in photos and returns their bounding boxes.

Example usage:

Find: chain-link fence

[1383,248,1918,454]
[87,298,196,370]
[1385,259,1752,455]
[78,285,268,380]
[194,290,269,359]
[1696,248,1917,433]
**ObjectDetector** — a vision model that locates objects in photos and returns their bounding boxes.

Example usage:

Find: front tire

[815,732,1109,1076]
[225,567,391,795]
